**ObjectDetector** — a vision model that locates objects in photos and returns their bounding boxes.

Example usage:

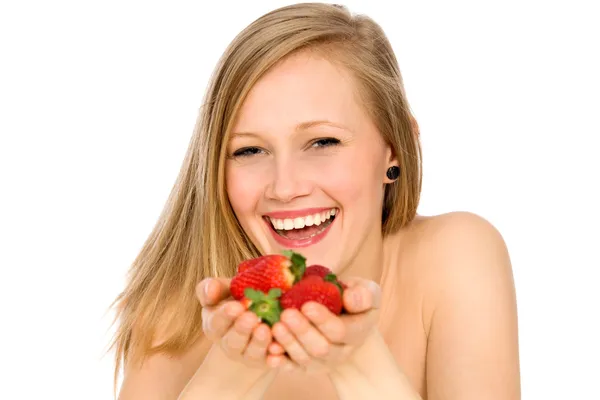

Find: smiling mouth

[265,208,337,240]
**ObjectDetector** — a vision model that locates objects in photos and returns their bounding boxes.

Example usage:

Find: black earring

[386,166,400,180]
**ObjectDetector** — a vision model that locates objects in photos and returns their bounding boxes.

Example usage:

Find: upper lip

[263,207,337,219]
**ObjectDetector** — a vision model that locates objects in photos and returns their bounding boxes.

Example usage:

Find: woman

[111,3,520,399]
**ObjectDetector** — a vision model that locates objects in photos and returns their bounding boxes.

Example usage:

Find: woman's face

[225,51,394,274]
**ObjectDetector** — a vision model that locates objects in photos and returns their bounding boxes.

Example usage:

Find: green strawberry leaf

[244,288,283,326]
[249,297,282,326]
[244,288,266,302]
[283,250,306,281]
[324,273,344,294]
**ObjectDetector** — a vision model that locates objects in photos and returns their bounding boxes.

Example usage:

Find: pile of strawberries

[230,250,347,326]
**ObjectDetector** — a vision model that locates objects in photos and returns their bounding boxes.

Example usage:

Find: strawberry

[237,255,271,274]
[230,250,306,300]
[242,288,283,326]
[303,264,332,278]
[280,274,343,315]
[304,265,348,290]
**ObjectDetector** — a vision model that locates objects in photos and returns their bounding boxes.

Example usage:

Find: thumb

[196,277,231,307]
[341,277,381,313]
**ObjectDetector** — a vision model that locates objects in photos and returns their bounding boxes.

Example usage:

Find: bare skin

[119,47,520,399]
[262,218,426,399]
[119,212,520,399]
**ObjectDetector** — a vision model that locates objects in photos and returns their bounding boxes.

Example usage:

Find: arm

[424,212,521,399]
[265,279,422,399]
[179,277,283,400]
[332,212,520,400]
[118,339,276,400]
[119,278,279,400]
[178,344,277,400]
[330,330,422,400]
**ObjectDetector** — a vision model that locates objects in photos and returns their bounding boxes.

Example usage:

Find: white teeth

[283,219,294,230]
[314,213,322,225]
[268,208,337,230]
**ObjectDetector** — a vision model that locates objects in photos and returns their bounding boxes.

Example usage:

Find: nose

[265,157,312,203]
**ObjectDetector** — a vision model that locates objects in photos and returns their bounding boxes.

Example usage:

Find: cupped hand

[196,277,274,369]
[265,277,381,374]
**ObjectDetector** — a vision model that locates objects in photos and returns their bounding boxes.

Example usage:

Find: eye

[231,146,264,158]
[311,137,341,148]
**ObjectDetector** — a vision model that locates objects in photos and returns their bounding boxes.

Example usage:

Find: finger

[301,302,346,343]
[202,301,245,340]
[267,342,285,355]
[341,278,381,313]
[340,309,380,345]
[272,321,312,367]
[281,308,340,359]
[220,311,260,356]
[196,278,232,307]
[243,323,272,363]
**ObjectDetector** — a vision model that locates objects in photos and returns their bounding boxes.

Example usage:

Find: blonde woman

[111,3,520,399]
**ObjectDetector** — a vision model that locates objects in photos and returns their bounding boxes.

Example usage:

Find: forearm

[330,331,422,400]
[178,344,276,400]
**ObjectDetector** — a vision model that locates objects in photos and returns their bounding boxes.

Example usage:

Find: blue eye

[232,147,264,158]
[311,138,341,148]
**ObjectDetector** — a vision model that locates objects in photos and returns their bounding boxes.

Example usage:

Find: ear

[385,145,397,166]
[383,145,399,184]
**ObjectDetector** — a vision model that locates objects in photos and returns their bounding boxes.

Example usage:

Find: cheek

[225,165,266,215]
[310,149,384,205]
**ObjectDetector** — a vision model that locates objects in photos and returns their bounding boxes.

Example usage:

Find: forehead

[232,51,367,134]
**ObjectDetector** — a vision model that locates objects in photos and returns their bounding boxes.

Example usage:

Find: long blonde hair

[108,1,422,391]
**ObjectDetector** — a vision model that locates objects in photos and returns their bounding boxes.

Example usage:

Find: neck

[340,225,385,284]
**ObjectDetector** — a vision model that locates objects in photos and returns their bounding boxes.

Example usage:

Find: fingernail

[204,279,212,299]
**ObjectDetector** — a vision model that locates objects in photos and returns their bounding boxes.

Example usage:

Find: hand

[265,277,381,374]
[196,277,274,369]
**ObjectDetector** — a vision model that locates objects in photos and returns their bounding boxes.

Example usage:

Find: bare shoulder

[408,210,507,245]
[401,211,515,328]
[399,211,520,399]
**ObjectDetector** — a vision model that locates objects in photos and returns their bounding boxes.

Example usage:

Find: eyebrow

[231,119,352,138]
[296,119,351,132]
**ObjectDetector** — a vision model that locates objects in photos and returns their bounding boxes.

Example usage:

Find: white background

[1,0,598,399]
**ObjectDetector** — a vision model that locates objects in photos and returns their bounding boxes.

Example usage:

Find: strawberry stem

[283,250,306,282]
[244,288,283,326]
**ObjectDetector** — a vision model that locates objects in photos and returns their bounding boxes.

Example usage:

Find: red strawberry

[242,288,283,326]
[230,250,306,300]
[237,255,271,274]
[280,274,343,315]
[303,265,332,278]
[304,265,348,290]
